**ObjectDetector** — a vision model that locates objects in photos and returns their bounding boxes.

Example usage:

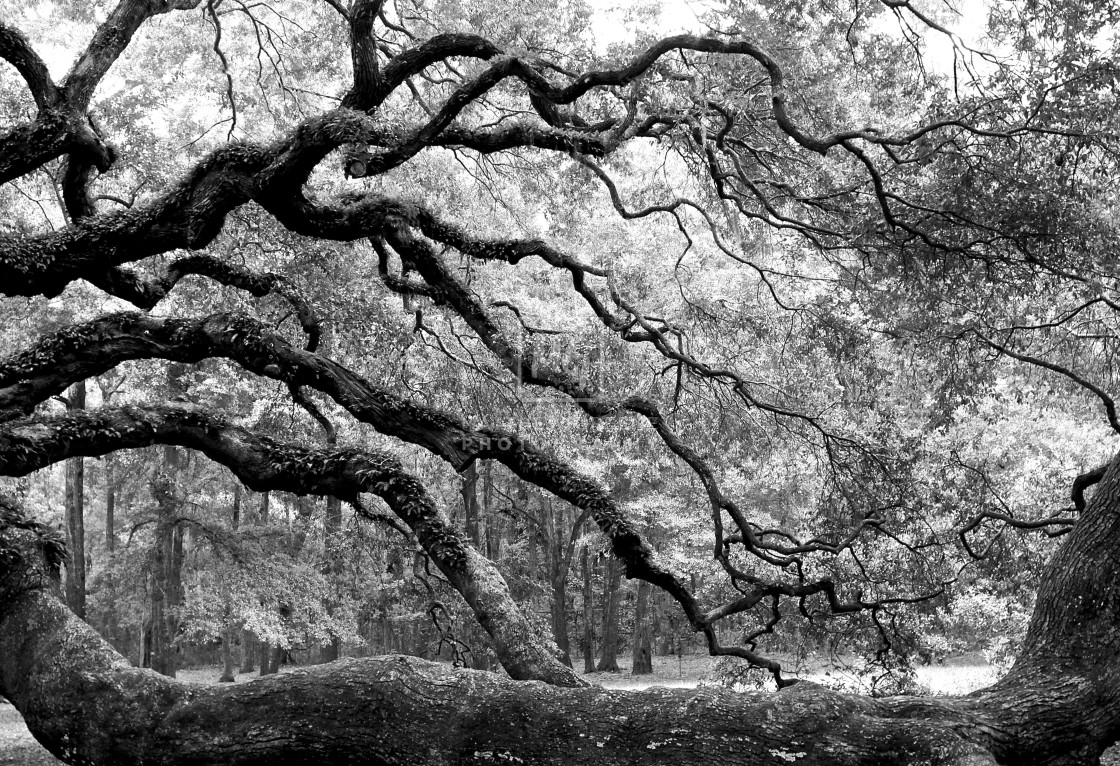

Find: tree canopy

[1,0,1120,764]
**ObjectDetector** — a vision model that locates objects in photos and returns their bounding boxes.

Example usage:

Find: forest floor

[1,653,1101,764]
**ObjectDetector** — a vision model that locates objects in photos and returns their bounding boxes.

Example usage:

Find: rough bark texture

[219,625,236,683]
[0,312,710,645]
[0,403,582,687]
[63,381,85,619]
[322,493,343,663]
[0,7,1116,763]
[239,631,257,674]
[581,544,595,674]
[7,457,1120,764]
[632,579,653,675]
[149,471,180,678]
[597,555,622,672]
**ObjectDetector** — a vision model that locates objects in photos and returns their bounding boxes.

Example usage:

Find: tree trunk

[596,555,621,672]
[258,638,274,677]
[543,499,573,668]
[11,460,1120,764]
[581,544,595,674]
[632,579,653,675]
[63,381,86,618]
[549,565,572,668]
[257,491,276,677]
[461,461,481,546]
[655,590,675,656]
[105,457,115,554]
[219,626,236,683]
[240,631,257,674]
[322,494,342,663]
[103,454,117,642]
[149,471,178,679]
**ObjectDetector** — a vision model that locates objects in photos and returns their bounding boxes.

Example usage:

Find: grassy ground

[0,704,59,766]
[0,653,1007,764]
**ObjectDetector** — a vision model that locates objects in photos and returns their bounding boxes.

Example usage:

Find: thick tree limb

[63,0,203,109]
[340,0,384,109]
[0,312,707,639]
[0,403,582,687]
[0,111,73,186]
[0,561,998,766]
[1072,463,1109,512]
[0,23,58,109]
[13,465,1120,764]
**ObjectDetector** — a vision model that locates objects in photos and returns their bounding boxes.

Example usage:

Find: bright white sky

[589,0,707,52]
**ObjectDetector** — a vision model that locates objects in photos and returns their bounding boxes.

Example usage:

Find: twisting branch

[0,402,583,687]
[341,0,385,109]
[0,312,709,657]
[0,22,58,108]
[64,0,204,109]
[1072,463,1109,512]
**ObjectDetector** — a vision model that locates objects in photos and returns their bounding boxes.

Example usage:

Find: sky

[589,0,708,52]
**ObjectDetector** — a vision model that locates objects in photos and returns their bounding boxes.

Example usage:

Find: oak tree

[1,1,1120,764]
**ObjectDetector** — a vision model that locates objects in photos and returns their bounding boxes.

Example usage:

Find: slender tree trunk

[150,468,178,679]
[141,622,151,669]
[240,631,257,674]
[219,625,236,683]
[149,512,171,676]
[656,591,675,655]
[104,457,114,555]
[461,462,481,546]
[484,462,499,561]
[257,492,276,676]
[64,381,86,618]
[103,455,116,641]
[149,440,186,679]
[218,484,238,683]
[549,564,572,668]
[259,638,274,677]
[581,545,595,673]
[482,460,494,558]
[322,494,343,663]
[596,555,621,672]
[632,579,653,675]
[230,483,257,674]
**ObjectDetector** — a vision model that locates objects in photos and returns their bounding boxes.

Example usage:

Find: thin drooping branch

[0,402,583,687]
[381,217,876,566]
